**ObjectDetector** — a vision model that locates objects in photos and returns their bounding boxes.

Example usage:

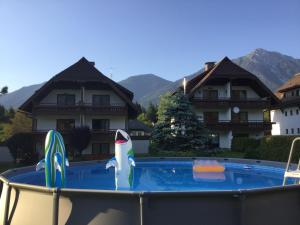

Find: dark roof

[128,120,152,133]
[277,73,300,93]
[19,57,137,115]
[178,57,280,106]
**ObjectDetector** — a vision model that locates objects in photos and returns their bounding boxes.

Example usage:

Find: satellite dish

[233,106,240,114]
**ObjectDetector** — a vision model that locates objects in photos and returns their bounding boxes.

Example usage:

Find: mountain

[119,74,172,102]
[1,48,300,109]
[0,83,44,109]
[139,48,300,106]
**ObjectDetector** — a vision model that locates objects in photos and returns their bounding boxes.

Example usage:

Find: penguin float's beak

[115,129,129,144]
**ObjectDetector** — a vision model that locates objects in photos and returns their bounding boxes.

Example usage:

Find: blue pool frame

[1,157,300,225]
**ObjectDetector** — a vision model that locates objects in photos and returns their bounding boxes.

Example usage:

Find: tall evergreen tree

[152,91,208,151]
[146,102,158,125]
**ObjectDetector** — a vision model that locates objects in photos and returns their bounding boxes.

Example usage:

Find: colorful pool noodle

[36,130,69,187]
[106,129,135,190]
[193,160,225,181]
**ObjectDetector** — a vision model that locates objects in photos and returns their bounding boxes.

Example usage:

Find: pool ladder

[283,137,300,185]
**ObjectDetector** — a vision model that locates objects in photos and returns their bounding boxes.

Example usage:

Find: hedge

[231,137,260,152]
[258,135,300,163]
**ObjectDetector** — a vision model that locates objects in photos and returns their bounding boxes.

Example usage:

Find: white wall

[247,109,264,121]
[271,107,300,135]
[231,86,260,98]
[194,108,231,121]
[219,131,232,149]
[194,85,229,98]
[84,90,125,106]
[132,140,150,154]
[36,115,80,130]
[40,89,126,106]
[40,89,81,104]
[84,115,126,130]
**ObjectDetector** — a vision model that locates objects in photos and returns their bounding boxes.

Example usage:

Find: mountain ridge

[1,48,300,108]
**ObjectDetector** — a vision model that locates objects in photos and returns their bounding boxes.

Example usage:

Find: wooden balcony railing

[191,97,270,109]
[33,102,127,114]
[202,120,273,131]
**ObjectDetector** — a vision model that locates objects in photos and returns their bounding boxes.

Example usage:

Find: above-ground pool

[1,158,300,225]
[6,159,297,191]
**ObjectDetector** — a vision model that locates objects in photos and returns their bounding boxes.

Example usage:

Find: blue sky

[0,0,299,91]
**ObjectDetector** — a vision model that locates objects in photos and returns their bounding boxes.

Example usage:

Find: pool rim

[1,157,300,195]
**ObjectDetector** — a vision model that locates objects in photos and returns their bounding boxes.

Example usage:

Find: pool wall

[1,158,300,225]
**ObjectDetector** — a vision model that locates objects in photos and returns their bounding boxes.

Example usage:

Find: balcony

[33,102,127,115]
[191,97,270,109]
[202,120,273,132]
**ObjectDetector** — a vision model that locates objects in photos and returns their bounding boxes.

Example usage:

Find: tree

[157,92,176,123]
[137,112,152,127]
[6,133,37,164]
[70,126,91,157]
[0,86,8,95]
[3,112,32,140]
[146,102,158,125]
[151,91,208,151]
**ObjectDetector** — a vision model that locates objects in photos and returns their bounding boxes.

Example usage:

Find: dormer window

[93,95,110,106]
[57,94,75,106]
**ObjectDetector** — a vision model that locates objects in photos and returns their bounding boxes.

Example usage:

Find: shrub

[6,133,38,165]
[231,137,260,152]
[258,135,300,162]
[70,126,91,157]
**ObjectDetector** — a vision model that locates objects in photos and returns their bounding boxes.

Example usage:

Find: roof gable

[19,57,137,115]
[186,57,280,105]
[277,73,300,93]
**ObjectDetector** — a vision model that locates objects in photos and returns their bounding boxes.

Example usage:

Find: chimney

[204,62,215,71]
[89,61,95,66]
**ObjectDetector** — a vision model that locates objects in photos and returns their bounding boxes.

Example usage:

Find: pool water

[9,160,297,191]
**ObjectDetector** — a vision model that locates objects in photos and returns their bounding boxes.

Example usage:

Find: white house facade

[182,58,279,149]
[271,73,300,136]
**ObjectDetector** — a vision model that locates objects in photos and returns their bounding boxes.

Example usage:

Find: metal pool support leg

[139,195,146,225]
[52,189,59,225]
[1,183,11,225]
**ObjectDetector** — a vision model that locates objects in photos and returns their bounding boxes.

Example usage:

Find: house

[271,73,300,135]
[19,57,150,158]
[181,57,279,149]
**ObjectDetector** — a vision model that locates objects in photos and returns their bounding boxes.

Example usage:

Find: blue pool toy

[106,129,135,189]
[36,130,69,187]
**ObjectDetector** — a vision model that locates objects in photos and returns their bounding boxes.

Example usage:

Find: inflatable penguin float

[36,130,69,188]
[106,129,136,190]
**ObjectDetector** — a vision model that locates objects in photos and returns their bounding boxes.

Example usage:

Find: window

[92,119,110,130]
[130,130,145,136]
[57,94,75,106]
[283,93,287,98]
[56,119,75,131]
[203,112,219,123]
[93,95,110,106]
[298,128,300,134]
[290,110,293,116]
[92,143,110,154]
[285,111,288,116]
[296,90,299,96]
[297,109,299,115]
[203,90,218,100]
[232,90,247,100]
[291,128,294,134]
[232,111,248,123]
[286,129,289,134]
[292,91,295,97]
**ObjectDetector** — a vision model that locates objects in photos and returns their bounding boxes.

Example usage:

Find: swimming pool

[7,159,296,191]
[1,158,300,225]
